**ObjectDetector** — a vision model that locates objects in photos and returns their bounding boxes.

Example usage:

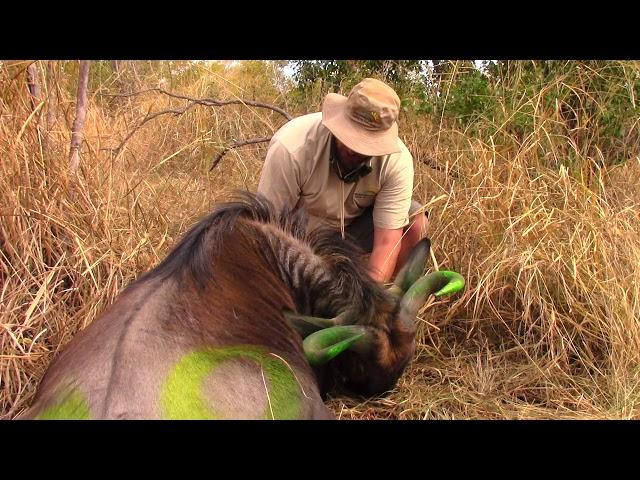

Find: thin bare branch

[209,136,272,171]
[101,88,293,121]
[154,89,293,121]
[113,104,197,154]
[108,88,291,161]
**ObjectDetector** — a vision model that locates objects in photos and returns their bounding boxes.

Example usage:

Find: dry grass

[2,61,639,419]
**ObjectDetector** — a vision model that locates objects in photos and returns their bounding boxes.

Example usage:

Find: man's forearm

[367,231,403,283]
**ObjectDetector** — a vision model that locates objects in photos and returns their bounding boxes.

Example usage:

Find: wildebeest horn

[283,309,355,338]
[400,270,465,318]
[302,325,370,366]
[388,238,431,296]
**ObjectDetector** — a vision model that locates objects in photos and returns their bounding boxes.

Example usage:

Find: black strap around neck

[329,136,372,184]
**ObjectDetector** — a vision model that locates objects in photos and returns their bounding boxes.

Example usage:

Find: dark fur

[132,191,387,321]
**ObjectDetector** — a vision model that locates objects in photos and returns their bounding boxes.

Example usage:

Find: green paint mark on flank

[161,345,303,420]
[35,389,92,420]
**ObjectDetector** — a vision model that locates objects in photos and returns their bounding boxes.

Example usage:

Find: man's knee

[406,201,429,241]
[409,211,428,237]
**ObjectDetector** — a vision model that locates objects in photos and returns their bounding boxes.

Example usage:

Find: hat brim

[321,93,401,157]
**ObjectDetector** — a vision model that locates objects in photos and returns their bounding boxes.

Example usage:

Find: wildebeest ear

[283,311,338,337]
[302,325,371,366]
[283,310,354,338]
[392,238,431,294]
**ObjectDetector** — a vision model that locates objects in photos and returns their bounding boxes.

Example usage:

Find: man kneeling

[257,78,428,283]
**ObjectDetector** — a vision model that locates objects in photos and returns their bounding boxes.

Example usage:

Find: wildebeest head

[285,238,464,397]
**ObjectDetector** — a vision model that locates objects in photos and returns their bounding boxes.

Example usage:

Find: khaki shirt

[257,112,414,231]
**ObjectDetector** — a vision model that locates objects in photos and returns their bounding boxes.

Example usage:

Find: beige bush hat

[322,78,401,156]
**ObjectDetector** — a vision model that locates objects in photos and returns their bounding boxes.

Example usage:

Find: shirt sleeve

[372,146,414,230]
[257,139,302,212]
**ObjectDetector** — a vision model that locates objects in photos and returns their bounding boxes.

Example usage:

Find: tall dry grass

[1,60,639,419]
[0,61,285,418]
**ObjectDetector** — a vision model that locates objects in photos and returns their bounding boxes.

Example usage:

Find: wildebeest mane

[305,224,389,318]
[128,191,387,321]
[130,192,309,289]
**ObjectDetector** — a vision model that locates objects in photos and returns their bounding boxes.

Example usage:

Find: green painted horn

[392,238,431,294]
[303,325,370,366]
[401,270,465,317]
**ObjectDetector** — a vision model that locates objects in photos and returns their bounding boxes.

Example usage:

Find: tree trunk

[26,61,41,109]
[26,61,48,157]
[45,61,57,133]
[431,60,448,96]
[69,60,90,174]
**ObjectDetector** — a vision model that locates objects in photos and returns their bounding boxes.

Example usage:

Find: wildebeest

[19,192,464,419]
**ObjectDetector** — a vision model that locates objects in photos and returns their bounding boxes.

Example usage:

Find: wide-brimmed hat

[322,78,401,156]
